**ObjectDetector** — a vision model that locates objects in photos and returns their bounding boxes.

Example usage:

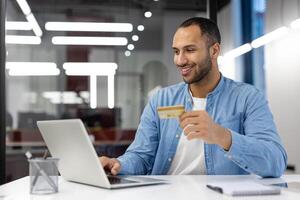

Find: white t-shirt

[167,96,207,175]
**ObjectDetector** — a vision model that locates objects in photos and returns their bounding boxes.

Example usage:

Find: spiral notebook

[207,181,281,196]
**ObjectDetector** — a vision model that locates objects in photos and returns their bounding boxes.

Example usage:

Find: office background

[1,0,300,184]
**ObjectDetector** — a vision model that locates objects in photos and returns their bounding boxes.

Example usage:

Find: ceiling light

[144,11,152,18]
[107,75,115,109]
[127,44,134,50]
[63,63,117,109]
[5,21,32,30]
[63,62,118,76]
[90,75,97,109]
[26,13,43,36]
[16,0,31,15]
[137,25,144,31]
[224,43,252,59]
[6,62,59,76]
[6,62,57,69]
[8,68,60,76]
[251,27,289,48]
[45,22,133,32]
[43,91,83,104]
[132,35,139,41]
[79,91,89,100]
[52,36,128,46]
[290,18,300,29]
[6,35,41,44]
[125,50,131,56]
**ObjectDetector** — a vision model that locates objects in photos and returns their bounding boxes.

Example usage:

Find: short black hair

[178,17,221,46]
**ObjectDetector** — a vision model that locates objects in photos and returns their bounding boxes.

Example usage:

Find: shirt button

[228,155,232,159]
[168,158,172,162]
[176,134,179,138]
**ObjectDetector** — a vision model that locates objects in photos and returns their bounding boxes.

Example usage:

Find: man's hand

[99,156,121,175]
[179,110,232,150]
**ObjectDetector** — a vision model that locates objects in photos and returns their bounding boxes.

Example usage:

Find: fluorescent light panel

[251,27,289,48]
[15,0,43,37]
[90,76,97,109]
[6,35,41,44]
[16,0,31,15]
[290,18,300,29]
[26,13,43,36]
[45,22,133,32]
[63,62,118,76]
[6,21,32,30]
[107,75,115,109]
[52,36,128,46]
[6,62,59,76]
[224,43,252,59]
[43,91,88,104]
[6,62,57,69]
[8,68,60,76]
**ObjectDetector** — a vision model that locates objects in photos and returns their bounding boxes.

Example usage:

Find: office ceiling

[20,0,231,15]
[8,0,231,51]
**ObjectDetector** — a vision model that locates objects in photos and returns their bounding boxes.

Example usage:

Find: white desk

[1,175,300,200]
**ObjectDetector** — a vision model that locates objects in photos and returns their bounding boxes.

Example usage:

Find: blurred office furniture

[77,107,121,129]
[5,108,136,182]
[18,112,55,130]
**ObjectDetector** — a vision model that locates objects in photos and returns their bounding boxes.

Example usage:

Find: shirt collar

[207,73,225,97]
[184,73,225,99]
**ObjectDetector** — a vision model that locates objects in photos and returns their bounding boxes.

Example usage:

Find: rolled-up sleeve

[223,90,287,178]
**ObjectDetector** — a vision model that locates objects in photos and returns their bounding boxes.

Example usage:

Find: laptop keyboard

[107,175,137,185]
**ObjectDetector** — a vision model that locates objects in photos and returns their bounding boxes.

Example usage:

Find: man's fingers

[111,160,121,175]
[179,110,205,121]
[186,131,204,140]
[99,156,110,167]
[180,117,200,129]
[99,157,121,175]
[183,124,199,135]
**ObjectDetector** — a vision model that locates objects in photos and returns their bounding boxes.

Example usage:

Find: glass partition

[4,0,230,181]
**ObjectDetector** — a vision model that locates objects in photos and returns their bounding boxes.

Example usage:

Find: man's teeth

[182,67,191,72]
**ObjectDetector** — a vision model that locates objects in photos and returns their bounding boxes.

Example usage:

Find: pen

[206,184,223,194]
[30,150,48,187]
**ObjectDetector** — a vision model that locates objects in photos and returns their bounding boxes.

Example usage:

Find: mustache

[177,64,193,68]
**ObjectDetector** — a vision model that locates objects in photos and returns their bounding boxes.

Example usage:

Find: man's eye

[173,50,179,54]
[187,49,195,52]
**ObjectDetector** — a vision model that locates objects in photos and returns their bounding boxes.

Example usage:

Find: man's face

[172,25,212,84]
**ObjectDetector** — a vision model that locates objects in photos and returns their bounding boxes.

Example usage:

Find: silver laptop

[37,119,166,189]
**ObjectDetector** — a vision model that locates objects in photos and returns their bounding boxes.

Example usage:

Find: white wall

[265,0,300,172]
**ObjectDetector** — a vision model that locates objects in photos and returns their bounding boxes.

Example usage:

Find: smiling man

[100,17,287,177]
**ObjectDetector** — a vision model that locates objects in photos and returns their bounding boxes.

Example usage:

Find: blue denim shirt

[118,75,287,177]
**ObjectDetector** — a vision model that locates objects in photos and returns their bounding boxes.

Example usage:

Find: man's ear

[209,43,220,59]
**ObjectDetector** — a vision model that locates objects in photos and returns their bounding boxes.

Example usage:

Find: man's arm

[179,90,287,177]
[223,91,287,177]
[99,96,159,175]
[115,93,160,175]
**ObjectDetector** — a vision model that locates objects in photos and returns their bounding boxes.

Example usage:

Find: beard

[182,54,212,84]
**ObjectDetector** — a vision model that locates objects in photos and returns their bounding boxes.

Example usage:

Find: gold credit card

[157,105,185,119]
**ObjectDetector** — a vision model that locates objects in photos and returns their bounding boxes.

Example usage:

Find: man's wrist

[216,125,232,151]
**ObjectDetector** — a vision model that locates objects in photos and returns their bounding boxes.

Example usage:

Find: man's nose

[175,53,188,67]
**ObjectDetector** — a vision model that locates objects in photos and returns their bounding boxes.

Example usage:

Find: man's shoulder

[149,82,187,105]
[223,76,262,96]
[160,82,186,92]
